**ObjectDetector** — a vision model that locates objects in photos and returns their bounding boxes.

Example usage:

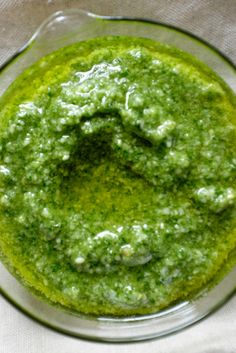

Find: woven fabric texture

[0,1,236,352]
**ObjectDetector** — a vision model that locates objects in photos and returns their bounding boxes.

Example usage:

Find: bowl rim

[1,275,236,343]
[0,9,235,73]
[0,9,236,343]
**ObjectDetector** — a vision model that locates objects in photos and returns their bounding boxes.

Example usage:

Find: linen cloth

[0,1,236,352]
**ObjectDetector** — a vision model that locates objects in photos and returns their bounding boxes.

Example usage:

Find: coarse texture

[0,0,236,352]
[0,36,236,316]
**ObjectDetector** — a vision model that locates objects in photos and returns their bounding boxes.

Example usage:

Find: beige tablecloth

[0,1,236,352]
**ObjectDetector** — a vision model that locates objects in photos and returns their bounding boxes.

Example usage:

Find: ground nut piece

[0,36,235,316]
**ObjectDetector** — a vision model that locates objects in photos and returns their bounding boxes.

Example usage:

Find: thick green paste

[0,36,236,315]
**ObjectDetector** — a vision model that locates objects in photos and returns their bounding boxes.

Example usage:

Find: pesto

[0,36,236,315]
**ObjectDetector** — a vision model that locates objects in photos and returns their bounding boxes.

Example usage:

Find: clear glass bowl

[0,9,236,342]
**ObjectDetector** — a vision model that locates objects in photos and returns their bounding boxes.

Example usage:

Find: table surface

[0,1,236,352]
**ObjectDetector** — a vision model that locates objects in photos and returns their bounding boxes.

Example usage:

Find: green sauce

[0,36,236,315]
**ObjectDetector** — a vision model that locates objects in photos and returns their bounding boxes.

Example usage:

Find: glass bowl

[0,9,236,343]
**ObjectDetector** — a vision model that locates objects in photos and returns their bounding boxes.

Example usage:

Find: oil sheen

[0,36,236,315]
